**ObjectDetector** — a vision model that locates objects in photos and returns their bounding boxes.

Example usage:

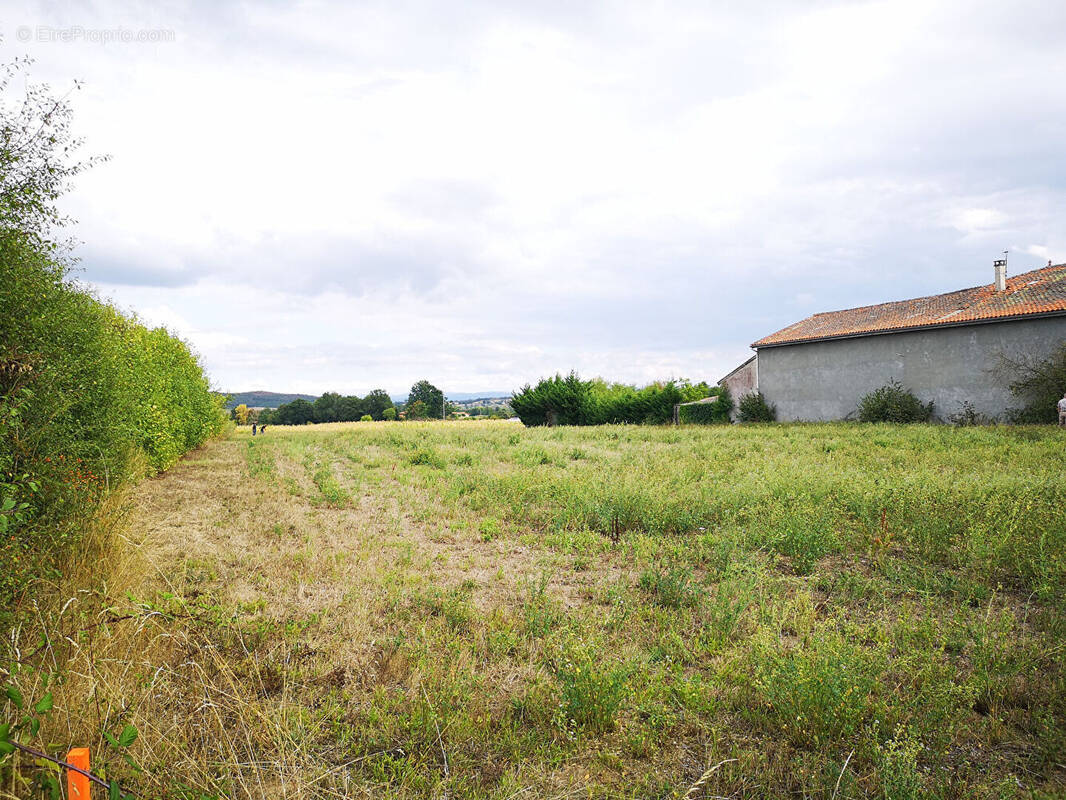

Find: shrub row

[510,372,729,426]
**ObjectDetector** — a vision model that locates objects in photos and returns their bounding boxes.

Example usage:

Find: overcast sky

[5,1,1065,396]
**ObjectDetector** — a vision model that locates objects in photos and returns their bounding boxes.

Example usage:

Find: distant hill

[226,390,513,410]
[225,391,318,409]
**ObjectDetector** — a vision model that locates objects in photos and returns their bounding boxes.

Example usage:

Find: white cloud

[947,208,1008,235]
[6,0,1065,393]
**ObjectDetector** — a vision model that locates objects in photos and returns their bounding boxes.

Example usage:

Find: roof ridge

[752,262,1066,348]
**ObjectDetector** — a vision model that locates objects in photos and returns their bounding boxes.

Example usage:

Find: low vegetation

[736,390,777,422]
[5,421,1063,798]
[856,380,935,423]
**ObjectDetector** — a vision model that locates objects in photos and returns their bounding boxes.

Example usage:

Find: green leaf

[103,730,121,749]
[29,717,39,736]
[43,772,60,800]
[34,692,53,713]
[118,723,138,747]
[5,685,23,709]
[109,780,121,800]
[1,497,14,511]
[0,740,13,756]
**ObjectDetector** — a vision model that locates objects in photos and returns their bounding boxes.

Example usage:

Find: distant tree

[406,399,428,420]
[313,391,342,423]
[277,398,314,425]
[337,395,364,421]
[362,388,395,420]
[407,380,444,419]
[360,414,373,422]
[510,372,592,426]
[382,407,397,421]
[258,408,278,425]
[231,403,250,425]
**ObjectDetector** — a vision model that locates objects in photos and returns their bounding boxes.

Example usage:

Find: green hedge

[0,61,227,615]
[511,372,726,426]
[678,388,733,425]
[0,231,226,612]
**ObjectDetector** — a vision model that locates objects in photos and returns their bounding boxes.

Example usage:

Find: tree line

[254,380,452,425]
[254,389,396,425]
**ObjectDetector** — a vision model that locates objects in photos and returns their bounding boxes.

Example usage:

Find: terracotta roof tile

[752,263,1066,348]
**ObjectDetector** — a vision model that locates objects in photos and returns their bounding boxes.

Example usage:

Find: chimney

[993,257,1007,291]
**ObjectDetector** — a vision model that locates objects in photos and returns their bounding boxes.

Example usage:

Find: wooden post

[66,748,91,799]
[673,404,680,426]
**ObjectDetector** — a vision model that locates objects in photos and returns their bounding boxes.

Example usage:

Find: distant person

[252,423,257,436]
[260,425,266,434]
[1058,392,1066,426]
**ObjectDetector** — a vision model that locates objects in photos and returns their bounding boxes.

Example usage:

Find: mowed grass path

[72,423,1066,798]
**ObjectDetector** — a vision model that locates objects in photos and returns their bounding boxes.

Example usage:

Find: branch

[8,739,113,791]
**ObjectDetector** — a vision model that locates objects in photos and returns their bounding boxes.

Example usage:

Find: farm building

[727,262,1066,422]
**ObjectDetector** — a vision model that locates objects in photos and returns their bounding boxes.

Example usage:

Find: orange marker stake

[66,748,91,799]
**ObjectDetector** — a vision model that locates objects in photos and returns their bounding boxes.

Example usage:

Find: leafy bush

[947,401,991,427]
[999,342,1066,423]
[856,381,933,423]
[359,414,373,422]
[737,391,777,423]
[877,726,924,800]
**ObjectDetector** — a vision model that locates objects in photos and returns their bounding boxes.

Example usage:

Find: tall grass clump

[553,644,629,733]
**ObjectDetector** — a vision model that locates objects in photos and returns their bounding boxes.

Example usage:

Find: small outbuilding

[727,262,1066,422]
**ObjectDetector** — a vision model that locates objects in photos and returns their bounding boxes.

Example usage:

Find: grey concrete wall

[721,358,758,399]
[757,316,1066,422]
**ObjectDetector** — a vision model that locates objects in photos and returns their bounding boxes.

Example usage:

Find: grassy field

[8,421,1066,799]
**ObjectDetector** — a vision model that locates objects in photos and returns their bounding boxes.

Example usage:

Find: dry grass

[3,421,1064,799]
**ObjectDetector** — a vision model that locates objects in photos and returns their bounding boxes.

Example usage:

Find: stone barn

[731,262,1066,422]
